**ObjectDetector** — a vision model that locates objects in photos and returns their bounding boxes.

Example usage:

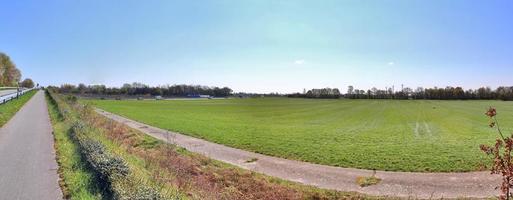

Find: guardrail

[0,88,35,105]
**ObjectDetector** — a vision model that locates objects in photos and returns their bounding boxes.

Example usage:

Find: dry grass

[356,176,381,188]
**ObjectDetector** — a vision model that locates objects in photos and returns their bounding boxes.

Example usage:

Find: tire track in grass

[423,121,432,137]
[414,121,420,137]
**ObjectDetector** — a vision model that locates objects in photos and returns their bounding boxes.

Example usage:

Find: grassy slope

[0,90,36,126]
[46,93,104,199]
[82,115,184,199]
[87,98,513,172]
[48,92,182,199]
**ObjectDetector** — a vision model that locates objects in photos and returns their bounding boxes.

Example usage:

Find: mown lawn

[0,90,36,126]
[87,98,513,172]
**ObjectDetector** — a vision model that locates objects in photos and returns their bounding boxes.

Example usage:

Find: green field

[87,98,513,172]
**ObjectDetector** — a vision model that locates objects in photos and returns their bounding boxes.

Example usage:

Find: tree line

[286,86,513,101]
[345,85,513,100]
[288,88,341,99]
[0,52,35,88]
[52,82,233,97]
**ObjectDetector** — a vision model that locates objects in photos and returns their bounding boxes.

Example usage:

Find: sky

[1,0,512,93]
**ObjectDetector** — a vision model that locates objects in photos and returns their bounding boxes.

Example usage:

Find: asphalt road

[0,89,17,97]
[0,90,63,200]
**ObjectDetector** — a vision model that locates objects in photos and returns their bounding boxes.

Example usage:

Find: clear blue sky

[1,0,512,93]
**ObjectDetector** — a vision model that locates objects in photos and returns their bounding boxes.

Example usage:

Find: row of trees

[288,88,341,99]
[0,52,35,88]
[54,82,233,97]
[346,86,513,100]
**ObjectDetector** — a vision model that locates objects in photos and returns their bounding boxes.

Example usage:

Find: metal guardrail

[0,88,35,105]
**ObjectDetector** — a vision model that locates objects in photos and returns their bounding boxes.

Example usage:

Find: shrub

[70,119,163,200]
[65,95,78,103]
[481,107,513,200]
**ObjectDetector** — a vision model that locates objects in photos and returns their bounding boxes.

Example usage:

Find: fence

[0,88,35,105]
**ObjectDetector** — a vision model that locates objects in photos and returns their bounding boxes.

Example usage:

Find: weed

[245,158,258,163]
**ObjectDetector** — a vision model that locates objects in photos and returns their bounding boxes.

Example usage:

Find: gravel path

[0,91,63,200]
[96,108,500,199]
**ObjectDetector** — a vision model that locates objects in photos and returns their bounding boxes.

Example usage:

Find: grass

[81,115,184,199]
[86,97,513,172]
[356,176,382,187]
[84,101,379,200]
[0,90,36,127]
[48,92,181,199]
[46,92,104,199]
[46,91,382,199]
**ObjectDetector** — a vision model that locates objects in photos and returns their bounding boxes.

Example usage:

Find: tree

[77,83,87,94]
[0,52,22,87]
[20,78,35,88]
[371,87,378,98]
[332,88,341,98]
[414,87,424,99]
[347,86,354,98]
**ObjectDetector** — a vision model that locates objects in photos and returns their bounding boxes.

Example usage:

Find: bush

[78,137,130,179]
[112,181,163,200]
[481,107,513,199]
[65,95,78,103]
[70,120,163,199]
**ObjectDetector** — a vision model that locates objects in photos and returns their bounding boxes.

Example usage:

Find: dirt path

[96,108,500,199]
[0,91,63,200]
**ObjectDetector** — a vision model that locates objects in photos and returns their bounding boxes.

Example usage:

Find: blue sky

[1,0,512,93]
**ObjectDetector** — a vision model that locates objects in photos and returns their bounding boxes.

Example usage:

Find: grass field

[87,98,513,172]
[0,90,36,127]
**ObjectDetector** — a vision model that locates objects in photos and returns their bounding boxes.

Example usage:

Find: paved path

[0,91,63,200]
[97,109,500,199]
